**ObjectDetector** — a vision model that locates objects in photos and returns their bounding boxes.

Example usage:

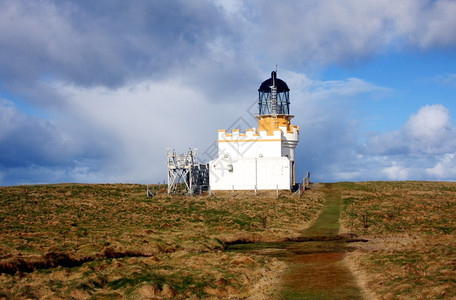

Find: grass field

[338,181,456,299]
[1,182,455,299]
[0,184,324,299]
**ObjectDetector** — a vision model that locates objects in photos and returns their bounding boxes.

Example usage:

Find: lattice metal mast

[167,148,194,194]
[167,148,208,195]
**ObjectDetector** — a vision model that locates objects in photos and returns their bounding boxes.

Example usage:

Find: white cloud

[54,78,257,184]
[211,0,245,15]
[383,162,410,180]
[356,105,456,181]
[364,131,408,155]
[426,153,456,178]
[403,104,455,150]
[292,100,456,182]
[364,104,456,156]
[428,73,456,87]
[236,0,456,68]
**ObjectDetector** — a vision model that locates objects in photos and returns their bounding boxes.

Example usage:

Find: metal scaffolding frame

[167,148,208,195]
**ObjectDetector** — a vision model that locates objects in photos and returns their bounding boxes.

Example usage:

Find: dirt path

[276,183,363,299]
[229,183,364,299]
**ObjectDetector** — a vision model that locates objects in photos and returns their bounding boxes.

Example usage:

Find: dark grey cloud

[0,0,234,105]
[2,0,456,106]
[0,99,113,184]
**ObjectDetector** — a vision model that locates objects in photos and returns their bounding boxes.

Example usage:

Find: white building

[209,71,299,190]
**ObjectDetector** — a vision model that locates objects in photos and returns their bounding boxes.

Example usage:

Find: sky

[1,0,456,186]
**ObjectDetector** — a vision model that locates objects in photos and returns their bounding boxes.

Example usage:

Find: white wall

[210,125,298,190]
[209,157,291,190]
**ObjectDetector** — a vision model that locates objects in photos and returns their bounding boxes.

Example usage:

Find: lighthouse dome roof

[258,71,290,93]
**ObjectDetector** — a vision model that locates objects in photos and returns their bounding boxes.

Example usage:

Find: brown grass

[0,183,324,299]
[338,181,456,299]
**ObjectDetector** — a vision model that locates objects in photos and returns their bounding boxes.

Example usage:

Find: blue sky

[324,51,456,130]
[1,0,456,185]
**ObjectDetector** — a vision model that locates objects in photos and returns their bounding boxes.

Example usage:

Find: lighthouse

[209,71,299,190]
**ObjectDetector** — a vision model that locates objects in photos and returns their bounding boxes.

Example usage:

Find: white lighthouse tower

[209,71,299,190]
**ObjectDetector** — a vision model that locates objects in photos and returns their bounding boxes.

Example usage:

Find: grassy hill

[338,181,456,299]
[1,181,455,299]
[0,184,323,299]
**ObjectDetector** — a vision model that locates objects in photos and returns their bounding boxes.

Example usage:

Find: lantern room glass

[258,71,290,116]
